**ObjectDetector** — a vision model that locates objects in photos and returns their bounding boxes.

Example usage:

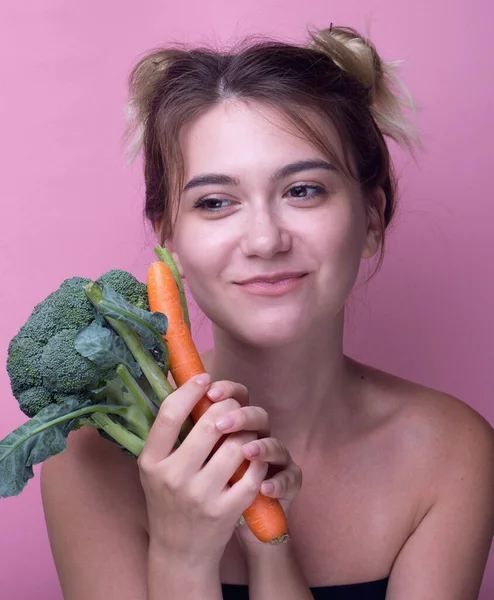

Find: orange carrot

[147,257,289,544]
[147,261,210,422]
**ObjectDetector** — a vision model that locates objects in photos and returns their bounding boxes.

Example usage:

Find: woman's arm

[386,400,494,599]
[41,427,223,600]
[245,539,313,600]
[148,538,222,600]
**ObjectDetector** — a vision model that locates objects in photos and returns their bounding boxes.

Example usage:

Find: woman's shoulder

[41,427,150,597]
[41,425,148,529]
[355,363,494,595]
[363,359,492,425]
[357,360,494,478]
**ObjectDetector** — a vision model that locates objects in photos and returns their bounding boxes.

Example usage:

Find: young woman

[41,25,494,600]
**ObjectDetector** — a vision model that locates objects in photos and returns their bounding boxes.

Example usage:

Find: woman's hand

[137,373,269,570]
[206,380,303,555]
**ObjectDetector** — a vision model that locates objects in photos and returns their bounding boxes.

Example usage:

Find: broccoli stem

[114,362,193,445]
[116,364,155,424]
[154,245,191,332]
[84,280,169,371]
[91,413,144,456]
[83,282,172,403]
[121,405,150,441]
[79,418,99,429]
[84,278,194,445]
[93,302,194,443]
[91,379,155,445]
[0,404,129,464]
[105,316,174,404]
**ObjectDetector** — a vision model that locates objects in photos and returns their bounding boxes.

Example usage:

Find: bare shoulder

[41,426,149,599]
[41,425,147,525]
[359,360,494,493]
[353,366,494,597]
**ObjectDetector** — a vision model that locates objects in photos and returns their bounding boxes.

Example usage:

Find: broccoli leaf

[92,309,107,327]
[96,284,168,354]
[74,321,142,379]
[0,396,126,498]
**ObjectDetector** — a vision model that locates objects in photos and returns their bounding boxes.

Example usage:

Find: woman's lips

[234,273,308,296]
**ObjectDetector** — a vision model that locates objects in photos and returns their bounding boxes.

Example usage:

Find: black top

[222,577,389,599]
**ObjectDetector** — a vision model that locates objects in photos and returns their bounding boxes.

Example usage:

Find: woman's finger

[206,380,249,406]
[260,464,303,501]
[214,406,270,439]
[242,437,290,464]
[224,458,271,513]
[171,397,242,475]
[241,436,303,500]
[196,430,261,494]
[140,373,211,464]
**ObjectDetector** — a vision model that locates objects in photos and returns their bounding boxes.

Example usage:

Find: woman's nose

[239,208,292,259]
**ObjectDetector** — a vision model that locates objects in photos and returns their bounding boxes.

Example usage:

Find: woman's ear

[153,219,162,238]
[361,188,386,259]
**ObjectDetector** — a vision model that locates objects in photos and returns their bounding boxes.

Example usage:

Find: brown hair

[125,25,420,274]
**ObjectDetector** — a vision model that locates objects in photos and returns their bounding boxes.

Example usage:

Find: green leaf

[96,284,168,356]
[74,321,142,379]
[0,396,126,498]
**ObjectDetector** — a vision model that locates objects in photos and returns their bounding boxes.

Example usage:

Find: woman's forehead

[178,100,345,179]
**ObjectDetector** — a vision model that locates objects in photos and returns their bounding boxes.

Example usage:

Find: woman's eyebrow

[182,159,337,193]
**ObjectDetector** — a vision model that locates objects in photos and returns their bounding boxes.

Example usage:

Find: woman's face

[168,100,380,347]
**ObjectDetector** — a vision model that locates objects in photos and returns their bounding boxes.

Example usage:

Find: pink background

[1,1,493,597]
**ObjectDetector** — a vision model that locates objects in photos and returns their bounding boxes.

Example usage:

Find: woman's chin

[232,318,311,349]
[209,301,322,347]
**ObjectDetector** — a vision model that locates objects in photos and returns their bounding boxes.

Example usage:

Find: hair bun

[307,25,421,153]
[125,49,184,162]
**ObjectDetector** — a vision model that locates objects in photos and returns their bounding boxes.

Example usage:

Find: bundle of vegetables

[0,247,288,544]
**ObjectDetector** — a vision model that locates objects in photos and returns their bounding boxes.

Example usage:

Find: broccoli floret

[6,276,97,417]
[18,387,54,418]
[96,270,149,311]
[18,277,94,345]
[40,329,115,394]
[6,335,44,396]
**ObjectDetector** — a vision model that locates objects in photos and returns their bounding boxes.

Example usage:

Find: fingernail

[244,442,260,457]
[261,482,275,494]
[207,387,222,400]
[215,415,234,430]
[194,373,211,386]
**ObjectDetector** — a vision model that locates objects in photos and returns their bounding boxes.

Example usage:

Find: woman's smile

[233,272,309,296]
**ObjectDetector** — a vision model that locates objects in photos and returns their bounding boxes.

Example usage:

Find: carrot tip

[236,515,247,527]
[267,532,291,545]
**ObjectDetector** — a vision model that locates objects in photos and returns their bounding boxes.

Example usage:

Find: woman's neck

[205,310,358,456]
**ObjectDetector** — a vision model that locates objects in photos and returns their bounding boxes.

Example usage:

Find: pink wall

[1,1,492,597]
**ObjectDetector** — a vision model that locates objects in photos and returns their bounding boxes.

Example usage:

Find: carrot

[154,245,191,331]
[147,260,210,422]
[147,252,289,545]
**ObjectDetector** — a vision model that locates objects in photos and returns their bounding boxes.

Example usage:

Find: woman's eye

[192,198,233,213]
[192,184,326,214]
[286,184,327,200]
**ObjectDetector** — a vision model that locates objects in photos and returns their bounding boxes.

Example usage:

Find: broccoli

[16,277,94,345]
[6,336,44,396]
[41,328,115,395]
[6,270,149,415]
[17,387,53,419]
[96,270,149,311]
[0,266,193,498]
